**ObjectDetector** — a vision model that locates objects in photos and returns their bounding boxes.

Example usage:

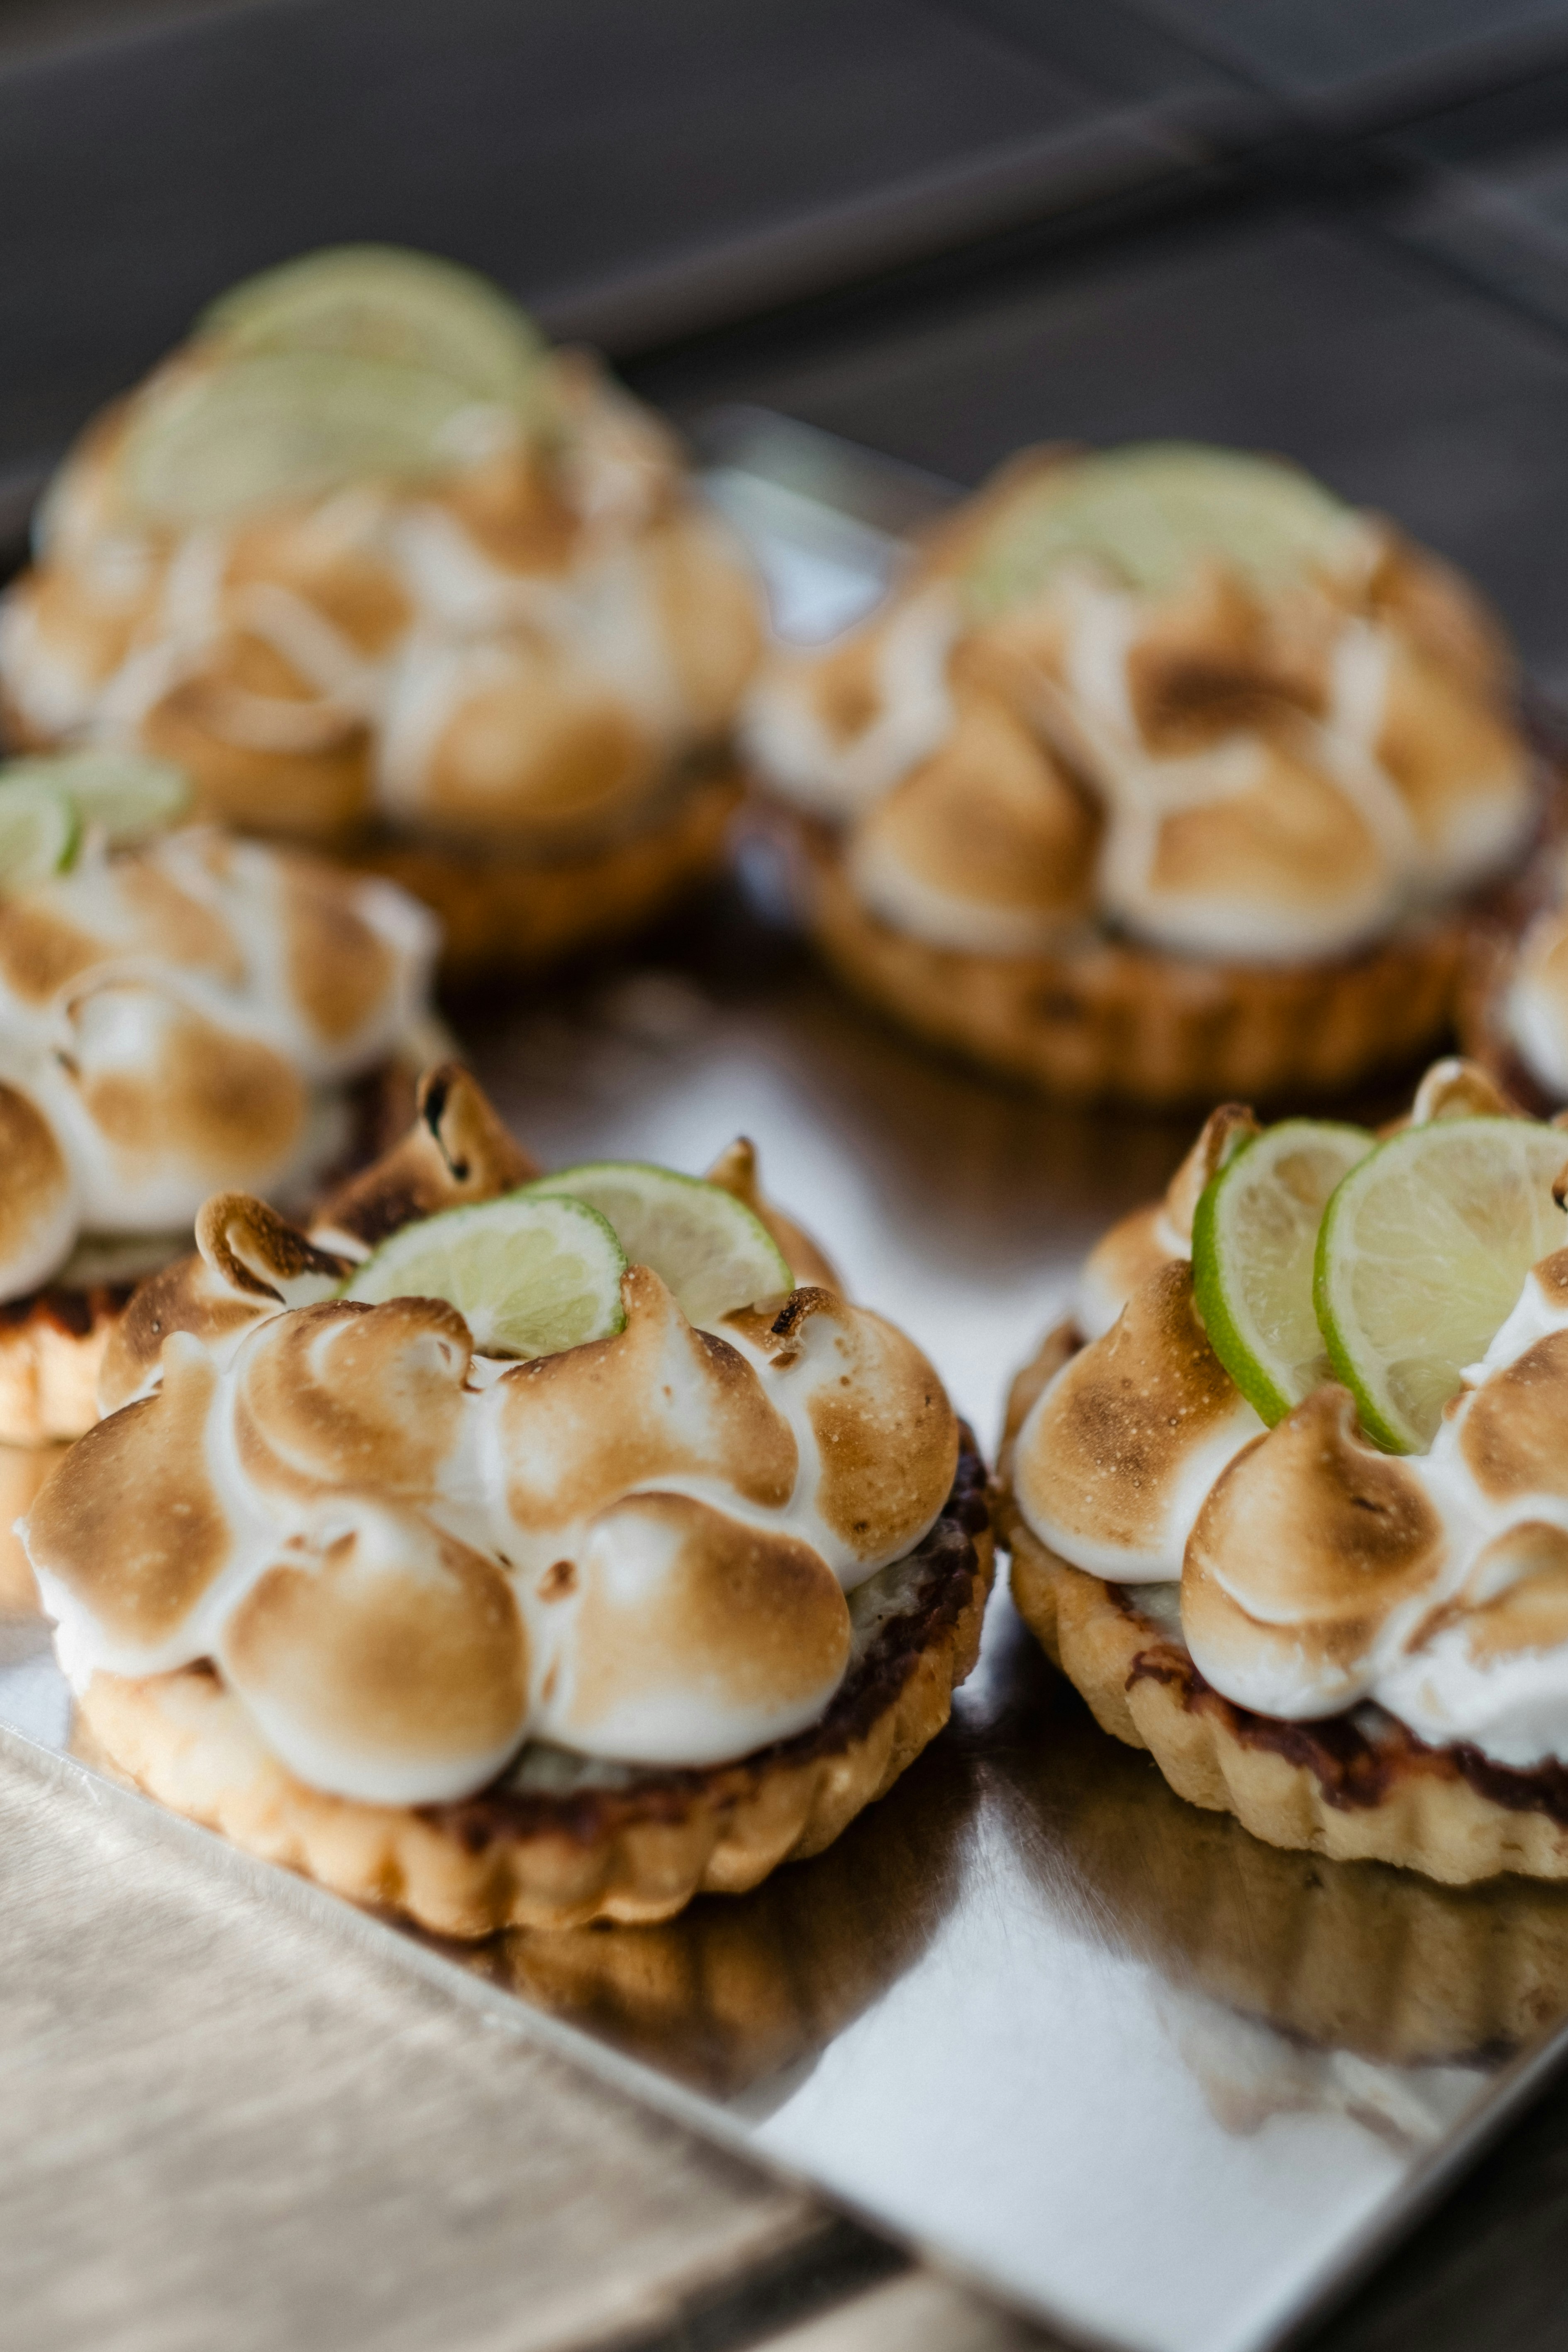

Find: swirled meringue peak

[1016,1060,1568,1768]
[0,792,437,1298]
[27,1073,958,1798]
[0,250,763,852]
[747,443,1533,967]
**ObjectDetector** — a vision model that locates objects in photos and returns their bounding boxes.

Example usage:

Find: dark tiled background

[11,3,1568,2345]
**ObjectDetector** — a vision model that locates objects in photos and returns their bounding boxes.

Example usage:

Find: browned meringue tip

[703,1135,841,1291]
[1445,1522,1568,1662]
[1393,1055,1524,1135]
[233,1296,473,1508]
[32,1332,233,1649]
[196,1192,351,1302]
[1188,1384,1444,1630]
[1458,1325,1568,1504]
[312,1061,537,1248]
[1164,1101,1260,1239]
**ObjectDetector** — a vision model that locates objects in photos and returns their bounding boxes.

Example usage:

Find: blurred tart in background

[0,246,764,978]
[999,1056,1568,1882]
[1459,839,1568,1113]
[0,746,439,1605]
[32,1064,992,1933]
[745,442,1538,1105]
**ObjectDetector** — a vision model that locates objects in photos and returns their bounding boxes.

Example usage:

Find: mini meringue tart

[744,442,1539,1105]
[0,246,765,978]
[0,748,440,1607]
[27,1064,992,1933]
[1000,1057,1568,1885]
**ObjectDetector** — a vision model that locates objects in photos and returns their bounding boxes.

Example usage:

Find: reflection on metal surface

[3,420,1568,2352]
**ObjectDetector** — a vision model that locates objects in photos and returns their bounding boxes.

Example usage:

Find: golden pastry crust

[361,766,740,981]
[1007,1521,1568,1884]
[1002,1325,1568,1884]
[800,820,1467,1105]
[74,1447,993,1936]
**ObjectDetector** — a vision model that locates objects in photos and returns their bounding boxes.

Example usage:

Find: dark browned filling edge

[1115,1592,1568,1829]
[420,1435,991,1857]
[0,1279,135,1339]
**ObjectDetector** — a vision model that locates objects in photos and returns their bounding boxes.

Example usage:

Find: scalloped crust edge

[1003,1509,1568,1886]
[794,819,1466,1106]
[74,1523,994,1937]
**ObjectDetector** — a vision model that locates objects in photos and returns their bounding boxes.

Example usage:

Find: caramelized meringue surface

[0,826,436,1298]
[1012,1064,1568,1771]
[0,348,761,852]
[25,1164,960,1801]
[746,445,1533,972]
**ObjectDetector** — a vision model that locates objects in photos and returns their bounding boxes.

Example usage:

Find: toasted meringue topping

[0,824,436,1298]
[746,445,1531,967]
[1027,1069,1568,1763]
[28,1170,958,1801]
[219,1498,529,1803]
[1,342,762,845]
[535,1490,851,1765]
[1014,1260,1262,1579]
[1184,1387,1446,1717]
[1074,1102,1258,1340]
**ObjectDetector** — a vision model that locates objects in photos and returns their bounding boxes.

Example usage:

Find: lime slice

[968,443,1359,615]
[0,777,80,895]
[121,350,486,526]
[341,1193,627,1359]
[1192,1119,1373,1425]
[199,245,549,415]
[1315,1118,1568,1453]
[2,751,190,847]
[527,1162,793,1327]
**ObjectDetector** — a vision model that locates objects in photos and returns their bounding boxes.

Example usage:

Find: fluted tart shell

[1002,1323,1568,1884]
[797,822,1468,1107]
[74,1444,992,1937]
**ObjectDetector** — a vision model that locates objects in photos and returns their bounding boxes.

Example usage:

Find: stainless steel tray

[7,415,1568,2352]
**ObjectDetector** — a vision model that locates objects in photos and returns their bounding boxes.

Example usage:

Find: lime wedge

[341,1193,627,1359]
[1315,1118,1568,1453]
[2,751,190,847]
[527,1162,793,1327]
[199,245,549,415]
[121,350,486,526]
[0,776,80,895]
[1192,1119,1374,1425]
[968,443,1359,615]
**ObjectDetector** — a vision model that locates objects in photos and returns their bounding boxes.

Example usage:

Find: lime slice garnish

[527,1162,793,1327]
[2,751,191,847]
[1192,1119,1374,1425]
[198,245,549,415]
[0,777,80,895]
[1315,1118,1568,1453]
[341,1193,627,1359]
[968,443,1359,615]
[121,350,488,526]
